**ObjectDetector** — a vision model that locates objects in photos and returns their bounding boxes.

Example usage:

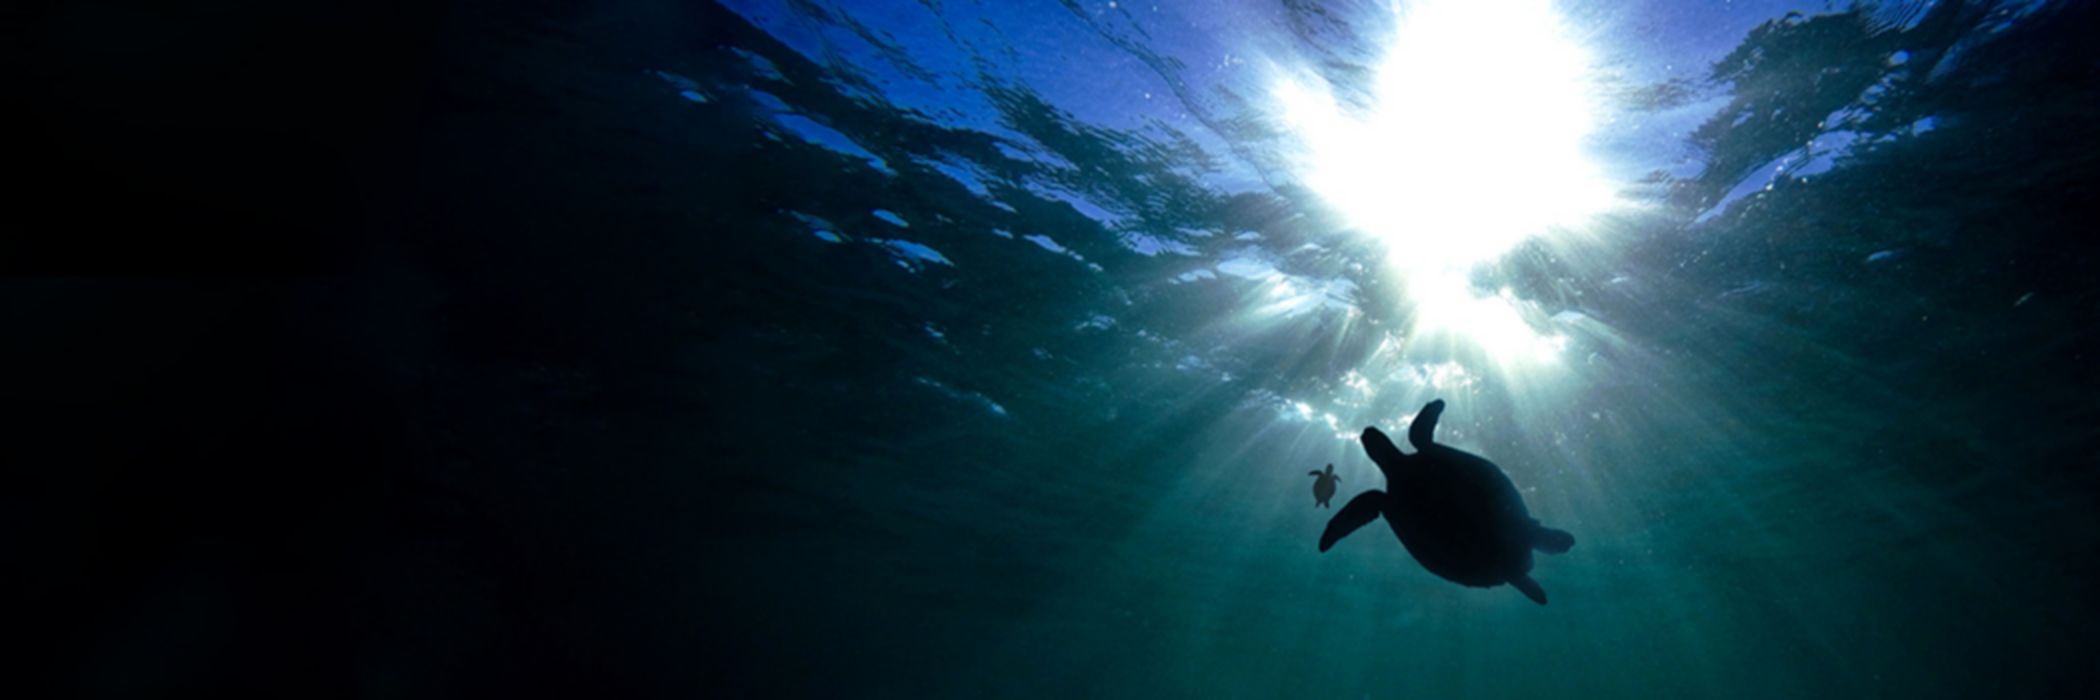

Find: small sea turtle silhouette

[1319,399,1576,605]
[1307,463,1341,508]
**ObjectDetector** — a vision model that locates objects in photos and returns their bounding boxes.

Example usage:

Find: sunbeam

[1274,0,1618,368]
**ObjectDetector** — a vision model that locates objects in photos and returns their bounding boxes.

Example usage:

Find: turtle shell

[1382,443,1537,587]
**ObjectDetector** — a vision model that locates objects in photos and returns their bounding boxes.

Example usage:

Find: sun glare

[1275,0,1614,365]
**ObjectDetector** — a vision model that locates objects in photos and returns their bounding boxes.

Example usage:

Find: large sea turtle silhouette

[1319,399,1576,605]
[1308,463,1341,507]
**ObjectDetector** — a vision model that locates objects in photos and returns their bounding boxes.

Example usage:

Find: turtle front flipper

[1361,427,1408,472]
[1408,399,1446,450]
[1318,491,1387,552]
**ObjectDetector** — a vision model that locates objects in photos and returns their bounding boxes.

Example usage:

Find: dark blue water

[11,0,2097,696]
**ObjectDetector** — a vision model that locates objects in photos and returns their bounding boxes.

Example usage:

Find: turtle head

[1408,399,1446,450]
[1359,426,1411,481]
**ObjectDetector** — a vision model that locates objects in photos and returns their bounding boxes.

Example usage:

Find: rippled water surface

[16,0,2098,696]
[675,1,2100,695]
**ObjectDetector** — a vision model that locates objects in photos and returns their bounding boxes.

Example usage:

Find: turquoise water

[13,0,2096,696]
[687,0,2097,695]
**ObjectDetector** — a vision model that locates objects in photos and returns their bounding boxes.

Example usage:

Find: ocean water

[11,0,2098,697]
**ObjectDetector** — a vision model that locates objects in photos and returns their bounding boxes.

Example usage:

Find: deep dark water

[8,0,2099,696]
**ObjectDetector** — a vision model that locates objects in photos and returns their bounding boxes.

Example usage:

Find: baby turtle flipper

[1319,491,1386,552]
[1408,399,1446,450]
[1509,573,1548,605]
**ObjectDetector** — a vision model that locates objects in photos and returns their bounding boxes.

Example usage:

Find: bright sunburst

[1275,0,1615,366]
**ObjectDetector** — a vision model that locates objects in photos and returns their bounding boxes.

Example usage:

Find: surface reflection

[1272,0,1619,372]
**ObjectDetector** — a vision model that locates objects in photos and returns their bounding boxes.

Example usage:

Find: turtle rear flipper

[1319,491,1386,552]
[1508,573,1548,605]
[1533,526,1575,554]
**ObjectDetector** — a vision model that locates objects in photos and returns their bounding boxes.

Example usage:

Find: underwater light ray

[1272,0,1617,367]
